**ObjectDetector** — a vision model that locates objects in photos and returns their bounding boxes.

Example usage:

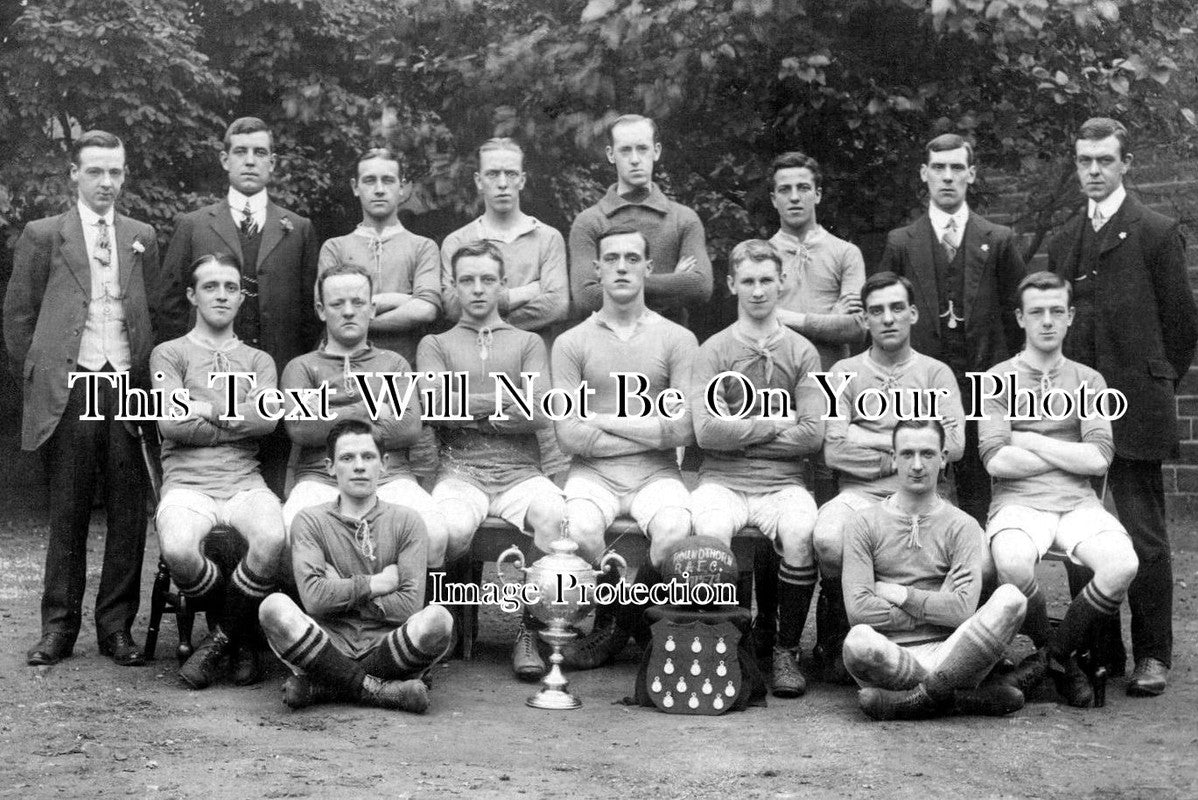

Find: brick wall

[986,154,1198,536]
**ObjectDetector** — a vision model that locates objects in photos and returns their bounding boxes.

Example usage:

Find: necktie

[240,203,258,237]
[1091,208,1106,232]
[941,217,959,261]
[94,219,111,268]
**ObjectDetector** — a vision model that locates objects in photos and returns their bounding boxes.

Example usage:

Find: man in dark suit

[1048,117,1198,697]
[4,130,160,667]
[876,133,1026,524]
[159,116,320,495]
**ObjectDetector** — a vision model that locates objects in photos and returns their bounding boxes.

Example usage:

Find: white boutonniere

[980,243,990,253]
[131,239,146,254]
[1118,231,1127,240]
[280,218,294,235]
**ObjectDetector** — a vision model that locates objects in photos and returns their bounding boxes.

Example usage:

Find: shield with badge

[644,618,743,715]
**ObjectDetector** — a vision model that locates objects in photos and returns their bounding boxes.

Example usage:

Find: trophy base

[527,687,583,710]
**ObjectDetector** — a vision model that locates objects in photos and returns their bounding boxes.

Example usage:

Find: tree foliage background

[1,0,1195,338]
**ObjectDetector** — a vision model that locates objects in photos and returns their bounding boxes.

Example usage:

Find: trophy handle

[596,551,628,580]
[495,545,527,586]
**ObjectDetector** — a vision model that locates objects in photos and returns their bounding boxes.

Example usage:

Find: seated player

[842,419,1028,720]
[152,253,285,689]
[417,241,566,680]
[258,419,453,712]
[281,263,447,548]
[813,271,965,680]
[980,271,1138,708]
[690,239,825,698]
[553,227,699,665]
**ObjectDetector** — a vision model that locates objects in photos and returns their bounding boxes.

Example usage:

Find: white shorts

[986,502,1127,565]
[564,474,690,535]
[690,483,816,546]
[432,475,563,532]
[283,476,439,531]
[157,487,281,530]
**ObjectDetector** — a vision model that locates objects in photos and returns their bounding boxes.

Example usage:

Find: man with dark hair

[569,114,712,326]
[159,116,320,495]
[690,239,825,697]
[553,226,699,665]
[5,129,161,667]
[1048,117,1198,696]
[280,262,445,546]
[419,240,566,679]
[152,253,285,688]
[767,151,865,370]
[842,419,1028,721]
[980,271,1138,707]
[812,271,965,682]
[258,418,453,712]
[441,138,570,478]
[876,132,1026,525]
[320,148,440,367]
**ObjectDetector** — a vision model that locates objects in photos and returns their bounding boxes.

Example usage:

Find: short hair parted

[1017,270,1072,307]
[595,226,650,260]
[317,262,374,302]
[188,252,242,289]
[892,418,946,450]
[728,239,783,277]
[325,418,382,461]
[477,137,524,164]
[770,151,823,190]
[926,133,974,167]
[223,117,272,151]
[608,114,659,145]
[356,146,405,178]
[1077,117,1130,159]
[450,240,506,280]
[861,270,915,307]
[71,130,124,165]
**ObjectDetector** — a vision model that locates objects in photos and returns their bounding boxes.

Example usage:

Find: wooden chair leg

[145,557,171,661]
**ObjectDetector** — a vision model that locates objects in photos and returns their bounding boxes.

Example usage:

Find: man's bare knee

[691,512,735,543]
[258,593,300,636]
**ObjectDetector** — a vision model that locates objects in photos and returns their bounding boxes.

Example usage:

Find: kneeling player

[258,419,453,712]
[842,420,1028,720]
[418,241,565,680]
[152,253,285,688]
[980,271,1138,707]
[690,239,824,697]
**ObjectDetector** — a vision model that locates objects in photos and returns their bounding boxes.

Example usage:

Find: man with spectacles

[5,129,161,668]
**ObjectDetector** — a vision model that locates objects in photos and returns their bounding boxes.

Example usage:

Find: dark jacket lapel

[59,209,91,293]
[256,202,285,268]
[961,213,992,321]
[909,216,940,323]
[1099,193,1141,256]
[114,214,138,291]
[206,200,243,259]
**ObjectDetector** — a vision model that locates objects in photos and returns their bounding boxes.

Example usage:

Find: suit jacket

[3,208,160,450]
[1048,193,1198,460]
[876,212,1026,381]
[159,199,320,371]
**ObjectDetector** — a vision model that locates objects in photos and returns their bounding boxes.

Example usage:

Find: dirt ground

[1,490,1197,800]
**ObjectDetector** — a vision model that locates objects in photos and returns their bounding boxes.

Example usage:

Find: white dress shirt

[1088,184,1126,229]
[928,202,970,244]
[228,187,268,232]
